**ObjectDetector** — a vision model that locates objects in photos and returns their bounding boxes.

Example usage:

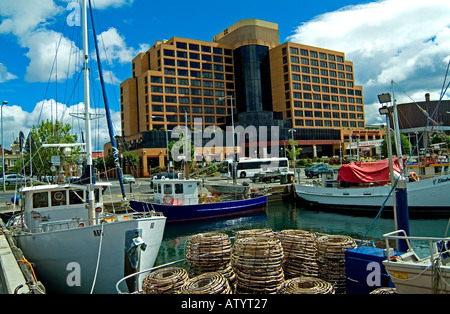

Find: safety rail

[383,230,450,263]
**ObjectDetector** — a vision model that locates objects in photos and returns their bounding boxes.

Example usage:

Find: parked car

[252,170,283,183]
[123,174,136,184]
[3,174,31,186]
[304,163,333,178]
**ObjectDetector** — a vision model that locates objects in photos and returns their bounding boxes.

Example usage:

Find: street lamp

[219,94,236,185]
[150,115,169,174]
[288,128,296,183]
[1,101,7,192]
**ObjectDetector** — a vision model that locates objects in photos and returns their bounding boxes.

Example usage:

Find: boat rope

[17,259,38,283]
[89,220,105,294]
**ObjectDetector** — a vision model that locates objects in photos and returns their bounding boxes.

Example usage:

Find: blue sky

[0,0,449,150]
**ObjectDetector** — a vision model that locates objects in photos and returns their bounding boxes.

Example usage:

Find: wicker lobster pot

[231,233,285,294]
[142,267,189,294]
[316,235,357,294]
[277,276,335,294]
[277,230,319,278]
[177,272,232,294]
[185,232,232,276]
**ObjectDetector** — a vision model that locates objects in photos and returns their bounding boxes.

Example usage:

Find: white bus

[219,157,289,178]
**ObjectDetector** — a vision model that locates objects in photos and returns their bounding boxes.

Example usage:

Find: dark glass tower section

[233,45,273,113]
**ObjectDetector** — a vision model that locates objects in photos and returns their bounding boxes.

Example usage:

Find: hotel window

[191,88,201,96]
[166,106,177,112]
[203,89,213,96]
[192,98,202,105]
[151,76,162,83]
[324,112,331,118]
[179,106,190,113]
[291,56,299,63]
[202,63,212,70]
[305,120,314,126]
[192,107,202,114]
[320,61,327,68]
[177,51,187,58]
[165,87,176,94]
[328,55,335,61]
[300,49,309,56]
[152,95,163,102]
[178,78,189,85]
[201,46,211,53]
[333,121,340,127]
[151,86,162,93]
[204,98,214,105]
[314,103,322,109]
[190,52,199,59]
[190,61,200,68]
[319,53,327,60]
[189,44,199,51]
[290,47,299,55]
[214,64,223,71]
[178,87,189,95]
[314,111,322,118]
[164,59,175,66]
[213,47,222,54]
[213,56,223,63]
[310,51,318,58]
[202,54,212,61]
[167,115,178,122]
[191,70,201,78]
[293,83,301,90]
[295,119,304,126]
[294,101,302,108]
[224,49,232,56]
[294,110,303,117]
[293,92,302,99]
[205,116,215,123]
[291,65,300,72]
[203,80,213,87]
[315,120,323,127]
[215,81,224,88]
[204,107,214,114]
[165,96,177,103]
[179,97,189,104]
[324,120,332,127]
[176,42,187,49]
[311,69,319,75]
[301,58,309,65]
[332,112,339,118]
[163,49,175,57]
[177,69,188,76]
[337,56,344,62]
[214,73,224,80]
[152,105,163,112]
[305,111,313,117]
[342,121,349,127]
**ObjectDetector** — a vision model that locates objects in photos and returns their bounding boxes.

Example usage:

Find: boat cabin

[152,178,201,205]
[18,183,110,233]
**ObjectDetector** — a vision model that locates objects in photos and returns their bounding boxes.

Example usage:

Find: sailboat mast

[82,0,96,223]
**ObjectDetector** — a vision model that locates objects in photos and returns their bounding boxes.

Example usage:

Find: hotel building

[118,19,385,176]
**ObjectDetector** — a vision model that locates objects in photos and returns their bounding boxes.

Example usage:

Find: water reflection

[155,199,450,265]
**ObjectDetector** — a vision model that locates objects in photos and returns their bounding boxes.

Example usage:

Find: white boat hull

[295,174,450,216]
[15,215,166,294]
[383,259,450,294]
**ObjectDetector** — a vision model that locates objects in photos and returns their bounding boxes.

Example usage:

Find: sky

[0,0,450,151]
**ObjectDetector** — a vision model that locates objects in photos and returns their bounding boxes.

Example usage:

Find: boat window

[51,190,67,207]
[175,184,183,194]
[156,183,161,194]
[69,190,84,205]
[33,192,49,209]
[164,184,172,194]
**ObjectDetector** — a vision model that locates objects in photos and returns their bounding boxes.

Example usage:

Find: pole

[230,95,236,185]
[395,179,410,252]
[1,102,5,193]
[386,112,398,233]
[82,0,95,224]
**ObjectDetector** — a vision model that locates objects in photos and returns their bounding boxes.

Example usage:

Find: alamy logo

[66,262,81,287]
[366,262,381,287]
[66,2,81,27]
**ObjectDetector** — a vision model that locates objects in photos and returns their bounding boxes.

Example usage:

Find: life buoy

[409,172,419,182]
[163,194,174,205]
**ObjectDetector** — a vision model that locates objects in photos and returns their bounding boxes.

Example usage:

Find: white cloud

[96,27,148,65]
[0,63,17,83]
[2,99,122,151]
[287,0,450,124]
[58,0,134,10]
[23,29,82,83]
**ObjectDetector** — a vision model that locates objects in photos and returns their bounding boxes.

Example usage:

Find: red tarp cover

[337,158,402,184]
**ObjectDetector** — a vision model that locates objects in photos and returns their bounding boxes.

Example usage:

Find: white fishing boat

[6,0,166,294]
[382,230,450,294]
[295,158,450,217]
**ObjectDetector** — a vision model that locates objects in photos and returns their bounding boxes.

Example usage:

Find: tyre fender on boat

[163,194,174,205]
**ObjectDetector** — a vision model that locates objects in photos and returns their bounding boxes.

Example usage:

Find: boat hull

[383,260,450,294]
[205,183,249,195]
[295,174,450,217]
[14,215,166,294]
[129,196,267,222]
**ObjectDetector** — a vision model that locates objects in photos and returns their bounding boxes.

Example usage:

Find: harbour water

[155,198,450,266]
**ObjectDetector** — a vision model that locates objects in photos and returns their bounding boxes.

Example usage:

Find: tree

[17,120,80,177]
[381,133,411,157]
[285,139,302,161]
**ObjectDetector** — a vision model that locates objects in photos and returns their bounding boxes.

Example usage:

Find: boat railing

[383,230,450,264]
[35,212,125,233]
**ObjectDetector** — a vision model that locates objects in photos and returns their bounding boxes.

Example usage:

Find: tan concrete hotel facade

[118,19,385,176]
